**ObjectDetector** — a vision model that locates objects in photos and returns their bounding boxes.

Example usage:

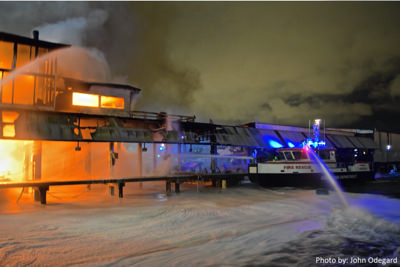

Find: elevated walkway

[0,173,247,204]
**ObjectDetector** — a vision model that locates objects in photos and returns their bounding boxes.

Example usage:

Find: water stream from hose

[306,145,349,207]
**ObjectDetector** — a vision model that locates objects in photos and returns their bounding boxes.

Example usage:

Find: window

[318,150,331,160]
[2,111,19,123]
[16,44,32,68]
[278,152,286,160]
[284,151,294,160]
[72,92,99,107]
[3,125,15,137]
[292,151,308,160]
[100,95,124,109]
[14,75,35,105]
[2,111,19,138]
[0,41,14,70]
[1,72,13,103]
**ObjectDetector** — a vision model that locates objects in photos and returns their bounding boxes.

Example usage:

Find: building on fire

[0,31,399,186]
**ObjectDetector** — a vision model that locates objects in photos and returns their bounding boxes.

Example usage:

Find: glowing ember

[72,92,99,107]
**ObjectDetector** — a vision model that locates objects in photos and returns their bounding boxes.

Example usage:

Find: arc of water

[0,46,109,89]
[306,146,349,207]
[0,48,60,88]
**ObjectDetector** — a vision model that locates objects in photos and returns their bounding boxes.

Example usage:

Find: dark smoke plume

[0,2,201,114]
[2,2,400,132]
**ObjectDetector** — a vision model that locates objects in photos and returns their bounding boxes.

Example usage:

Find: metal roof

[327,134,355,148]
[278,130,306,145]
[357,136,380,149]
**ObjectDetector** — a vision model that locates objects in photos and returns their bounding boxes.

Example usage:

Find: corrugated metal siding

[254,129,283,148]
[278,130,306,144]
[214,126,277,147]
[327,134,355,148]
[357,137,379,149]
[248,128,268,147]
[347,136,365,148]
[374,132,400,162]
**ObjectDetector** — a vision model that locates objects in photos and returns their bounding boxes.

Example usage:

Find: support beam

[118,182,125,198]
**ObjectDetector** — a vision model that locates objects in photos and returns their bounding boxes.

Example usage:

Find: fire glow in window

[2,111,19,138]
[72,92,99,107]
[0,41,14,69]
[100,96,124,109]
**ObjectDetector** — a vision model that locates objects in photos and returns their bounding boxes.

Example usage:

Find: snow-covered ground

[1,183,400,266]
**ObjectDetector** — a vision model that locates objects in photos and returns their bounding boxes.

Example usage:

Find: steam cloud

[1,2,400,131]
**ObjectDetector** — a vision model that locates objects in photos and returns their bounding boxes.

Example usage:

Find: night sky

[1,2,400,132]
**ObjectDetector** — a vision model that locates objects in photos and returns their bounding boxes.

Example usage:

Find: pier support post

[222,179,227,189]
[138,143,143,189]
[33,141,42,202]
[177,144,182,171]
[166,181,172,194]
[109,185,115,196]
[210,144,217,174]
[153,143,157,170]
[109,142,117,178]
[118,182,125,198]
[36,185,49,205]
[175,181,180,193]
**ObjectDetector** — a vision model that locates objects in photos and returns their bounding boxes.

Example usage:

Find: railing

[130,110,196,122]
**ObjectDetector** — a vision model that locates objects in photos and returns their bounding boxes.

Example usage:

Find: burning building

[0,31,397,204]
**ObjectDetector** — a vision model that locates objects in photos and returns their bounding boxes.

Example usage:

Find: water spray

[303,118,348,207]
[304,145,349,207]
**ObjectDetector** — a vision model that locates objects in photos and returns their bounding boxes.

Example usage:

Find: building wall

[374,131,400,163]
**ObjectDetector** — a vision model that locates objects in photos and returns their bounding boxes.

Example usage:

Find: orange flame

[0,140,32,182]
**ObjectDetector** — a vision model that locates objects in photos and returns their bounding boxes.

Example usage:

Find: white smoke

[34,17,87,45]
[33,9,108,46]
[31,9,112,83]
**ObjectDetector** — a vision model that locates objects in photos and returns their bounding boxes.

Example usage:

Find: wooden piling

[118,182,125,198]
[175,182,180,193]
[166,181,172,194]
[36,185,49,205]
